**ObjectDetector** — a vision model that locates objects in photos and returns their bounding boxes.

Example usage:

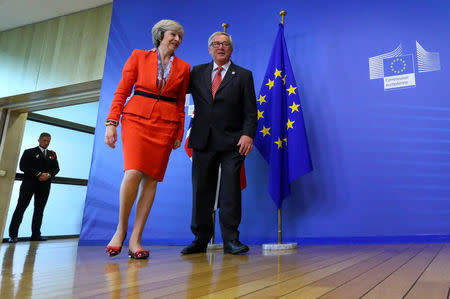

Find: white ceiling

[0,0,113,32]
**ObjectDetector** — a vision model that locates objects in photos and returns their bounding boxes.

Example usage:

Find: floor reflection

[105,259,149,298]
[74,245,149,298]
[182,252,216,297]
[180,251,250,298]
[0,242,39,299]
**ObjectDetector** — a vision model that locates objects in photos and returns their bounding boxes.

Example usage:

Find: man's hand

[38,173,50,181]
[173,139,181,149]
[237,135,253,156]
[105,125,117,148]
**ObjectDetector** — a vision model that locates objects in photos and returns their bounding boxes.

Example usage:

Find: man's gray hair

[151,19,184,48]
[208,32,233,49]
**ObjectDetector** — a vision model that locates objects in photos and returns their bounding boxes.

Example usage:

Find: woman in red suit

[104,19,190,259]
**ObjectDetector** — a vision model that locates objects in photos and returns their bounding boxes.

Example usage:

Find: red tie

[211,66,223,99]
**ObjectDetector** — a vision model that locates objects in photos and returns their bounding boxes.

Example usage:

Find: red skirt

[121,110,178,181]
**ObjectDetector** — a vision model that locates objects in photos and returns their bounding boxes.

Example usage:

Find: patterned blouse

[157,50,174,91]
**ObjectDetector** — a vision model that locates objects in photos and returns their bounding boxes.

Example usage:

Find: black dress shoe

[181,241,207,255]
[224,240,249,254]
[7,237,18,243]
[30,236,48,241]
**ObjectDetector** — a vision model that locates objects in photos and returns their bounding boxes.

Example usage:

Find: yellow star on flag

[286,84,297,95]
[282,74,286,85]
[274,68,282,79]
[289,101,300,113]
[286,119,295,130]
[274,137,283,149]
[257,110,264,120]
[283,138,287,145]
[266,78,274,90]
[260,126,271,137]
[257,95,266,105]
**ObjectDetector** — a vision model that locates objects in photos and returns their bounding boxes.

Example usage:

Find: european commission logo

[369,41,441,90]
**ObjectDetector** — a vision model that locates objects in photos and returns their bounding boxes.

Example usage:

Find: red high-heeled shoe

[128,249,149,259]
[106,233,127,257]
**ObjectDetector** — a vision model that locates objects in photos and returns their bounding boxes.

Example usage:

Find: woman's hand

[173,139,181,149]
[105,125,117,148]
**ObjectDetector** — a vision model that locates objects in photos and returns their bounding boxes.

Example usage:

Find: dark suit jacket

[20,147,60,183]
[188,61,257,151]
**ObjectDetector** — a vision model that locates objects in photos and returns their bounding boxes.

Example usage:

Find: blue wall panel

[79,0,450,245]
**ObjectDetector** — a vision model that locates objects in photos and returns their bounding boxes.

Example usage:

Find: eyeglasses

[210,41,231,48]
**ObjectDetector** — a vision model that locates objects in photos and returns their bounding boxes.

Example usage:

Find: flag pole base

[207,243,223,251]
[262,242,298,252]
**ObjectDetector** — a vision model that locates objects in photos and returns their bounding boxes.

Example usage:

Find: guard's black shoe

[181,241,207,255]
[223,240,249,254]
[7,237,18,243]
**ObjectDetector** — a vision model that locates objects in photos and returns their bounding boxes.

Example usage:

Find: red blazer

[107,49,190,140]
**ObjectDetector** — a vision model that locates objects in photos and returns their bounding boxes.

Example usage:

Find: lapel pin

[232,71,235,75]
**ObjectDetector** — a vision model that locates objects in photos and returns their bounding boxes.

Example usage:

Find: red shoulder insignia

[50,151,57,160]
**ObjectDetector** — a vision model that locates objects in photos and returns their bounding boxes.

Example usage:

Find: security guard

[8,132,60,243]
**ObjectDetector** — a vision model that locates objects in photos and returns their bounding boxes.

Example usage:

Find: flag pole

[208,22,230,251]
[211,167,221,246]
[211,214,215,244]
[261,10,298,252]
[278,208,282,244]
[278,10,286,245]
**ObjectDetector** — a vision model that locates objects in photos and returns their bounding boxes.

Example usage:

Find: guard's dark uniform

[9,146,60,239]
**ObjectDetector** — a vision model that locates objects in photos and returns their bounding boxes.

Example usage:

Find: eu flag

[383,55,415,77]
[254,24,313,209]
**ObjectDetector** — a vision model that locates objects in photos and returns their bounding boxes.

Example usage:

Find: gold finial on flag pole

[280,10,287,25]
[222,23,229,33]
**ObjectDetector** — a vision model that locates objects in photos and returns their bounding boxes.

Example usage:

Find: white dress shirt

[211,60,231,82]
[38,146,47,156]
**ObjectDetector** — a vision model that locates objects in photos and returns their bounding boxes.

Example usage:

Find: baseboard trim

[2,235,79,243]
[77,234,450,246]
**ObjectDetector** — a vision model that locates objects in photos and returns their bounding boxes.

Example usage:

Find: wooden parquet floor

[0,239,449,298]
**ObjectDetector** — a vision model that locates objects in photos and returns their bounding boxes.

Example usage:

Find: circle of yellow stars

[257,67,301,150]
[390,58,407,74]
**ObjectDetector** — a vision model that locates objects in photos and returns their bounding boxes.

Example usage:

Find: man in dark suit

[8,132,60,243]
[182,32,257,254]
